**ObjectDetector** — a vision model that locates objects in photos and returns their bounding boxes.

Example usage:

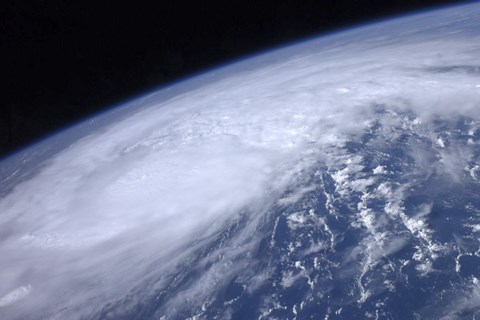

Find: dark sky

[1,0,463,158]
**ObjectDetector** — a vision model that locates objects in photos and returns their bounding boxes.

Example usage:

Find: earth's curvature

[2,3,480,320]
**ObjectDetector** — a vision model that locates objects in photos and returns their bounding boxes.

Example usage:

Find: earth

[2,3,480,320]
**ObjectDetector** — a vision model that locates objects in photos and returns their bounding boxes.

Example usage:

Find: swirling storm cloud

[2,4,480,319]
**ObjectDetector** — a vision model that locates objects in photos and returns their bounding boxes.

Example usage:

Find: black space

[1,0,462,158]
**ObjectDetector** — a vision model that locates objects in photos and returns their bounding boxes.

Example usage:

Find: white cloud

[2,4,480,318]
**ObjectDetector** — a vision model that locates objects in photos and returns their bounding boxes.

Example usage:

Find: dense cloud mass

[1,4,480,319]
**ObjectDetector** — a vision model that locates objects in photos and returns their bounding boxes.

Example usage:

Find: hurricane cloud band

[1,4,480,319]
